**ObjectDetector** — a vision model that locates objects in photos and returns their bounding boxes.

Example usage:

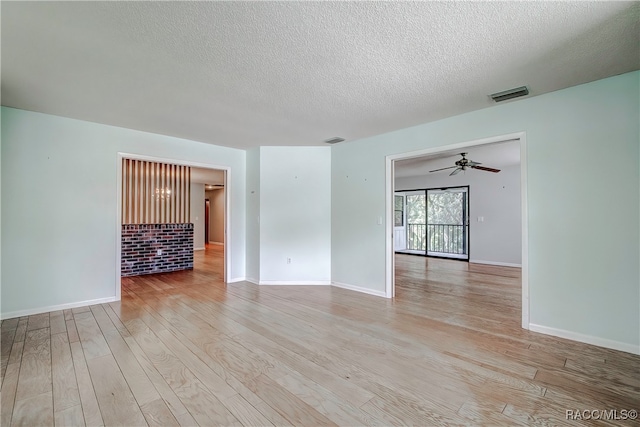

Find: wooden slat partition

[122,159,190,224]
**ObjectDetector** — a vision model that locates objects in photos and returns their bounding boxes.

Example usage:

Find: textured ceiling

[2,2,638,150]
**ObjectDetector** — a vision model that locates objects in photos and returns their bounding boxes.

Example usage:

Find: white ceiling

[2,2,638,150]
[394,139,520,179]
[191,167,225,186]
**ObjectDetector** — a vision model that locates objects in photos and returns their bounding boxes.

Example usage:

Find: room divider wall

[121,159,194,276]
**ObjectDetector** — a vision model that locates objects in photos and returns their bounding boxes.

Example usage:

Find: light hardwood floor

[1,248,639,426]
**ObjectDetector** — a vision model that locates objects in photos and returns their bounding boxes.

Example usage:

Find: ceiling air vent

[324,137,345,145]
[490,86,529,102]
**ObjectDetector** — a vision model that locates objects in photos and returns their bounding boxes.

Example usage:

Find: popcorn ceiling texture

[2,2,638,149]
[121,224,193,277]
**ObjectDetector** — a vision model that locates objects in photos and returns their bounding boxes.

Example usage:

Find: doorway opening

[385,132,529,329]
[116,153,231,301]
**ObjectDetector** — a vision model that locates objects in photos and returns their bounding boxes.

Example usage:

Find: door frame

[385,132,529,329]
[116,152,231,301]
[205,199,210,244]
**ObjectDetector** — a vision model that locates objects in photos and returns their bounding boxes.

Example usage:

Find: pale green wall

[245,146,332,283]
[245,147,261,282]
[1,107,246,317]
[259,147,331,283]
[332,71,640,348]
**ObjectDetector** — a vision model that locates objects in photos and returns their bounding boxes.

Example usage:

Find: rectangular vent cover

[324,137,345,144]
[491,86,529,102]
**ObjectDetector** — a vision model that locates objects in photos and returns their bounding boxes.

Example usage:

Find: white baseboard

[194,247,205,251]
[1,296,120,320]
[529,323,640,355]
[331,281,388,298]
[226,277,260,285]
[470,259,522,268]
[259,280,331,286]
[208,241,224,246]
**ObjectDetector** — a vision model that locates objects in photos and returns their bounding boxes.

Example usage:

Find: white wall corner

[529,323,640,356]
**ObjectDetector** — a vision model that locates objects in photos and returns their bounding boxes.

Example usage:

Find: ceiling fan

[429,153,501,176]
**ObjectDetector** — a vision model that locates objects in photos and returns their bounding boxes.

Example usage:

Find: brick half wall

[121,224,194,277]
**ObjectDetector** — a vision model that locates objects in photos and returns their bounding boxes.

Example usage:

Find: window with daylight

[394,195,404,226]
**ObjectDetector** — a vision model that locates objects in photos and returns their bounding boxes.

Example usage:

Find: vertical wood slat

[132,160,136,224]
[138,160,143,224]
[154,162,160,223]
[178,166,183,223]
[133,161,138,224]
[178,167,184,222]
[127,159,133,224]
[121,158,126,224]
[172,165,177,223]
[142,161,147,224]
[176,165,181,224]
[163,163,168,224]
[169,164,173,223]
[160,163,167,224]
[126,159,130,224]
[159,163,163,224]
[181,165,186,223]
[121,159,191,224]
[150,162,155,224]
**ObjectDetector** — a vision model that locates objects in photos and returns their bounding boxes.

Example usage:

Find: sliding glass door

[426,187,469,259]
[396,186,469,260]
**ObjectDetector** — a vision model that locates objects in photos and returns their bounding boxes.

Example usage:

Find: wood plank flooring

[1,247,638,426]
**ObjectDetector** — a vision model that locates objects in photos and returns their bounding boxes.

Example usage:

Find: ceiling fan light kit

[429,153,501,176]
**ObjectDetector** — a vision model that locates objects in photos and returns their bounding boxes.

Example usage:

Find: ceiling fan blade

[450,167,463,176]
[429,166,458,173]
[467,161,481,166]
[472,165,501,173]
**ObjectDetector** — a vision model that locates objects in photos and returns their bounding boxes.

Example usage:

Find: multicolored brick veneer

[121,224,193,277]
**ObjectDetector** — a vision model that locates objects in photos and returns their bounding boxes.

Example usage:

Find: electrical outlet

[287,258,291,264]
[157,249,163,256]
